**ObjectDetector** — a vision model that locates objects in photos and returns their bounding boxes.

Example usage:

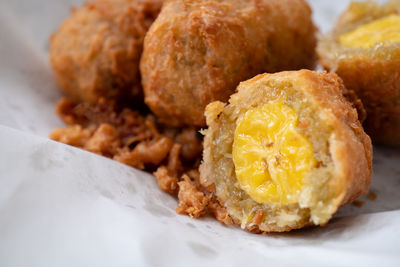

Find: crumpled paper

[0,0,399,266]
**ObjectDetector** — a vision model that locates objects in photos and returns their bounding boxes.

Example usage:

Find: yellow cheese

[339,14,400,49]
[232,101,316,205]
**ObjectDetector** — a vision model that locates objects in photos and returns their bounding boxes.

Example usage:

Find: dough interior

[232,101,316,205]
[339,14,400,49]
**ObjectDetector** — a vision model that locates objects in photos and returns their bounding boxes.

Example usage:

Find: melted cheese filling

[232,101,316,205]
[339,14,400,49]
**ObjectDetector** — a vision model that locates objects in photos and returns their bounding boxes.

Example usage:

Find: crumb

[298,119,310,128]
[114,136,174,169]
[247,225,263,234]
[154,166,179,194]
[175,128,203,162]
[167,144,183,176]
[55,97,80,125]
[84,124,120,156]
[208,197,233,226]
[185,169,201,184]
[50,124,94,147]
[368,192,377,200]
[176,175,210,218]
[343,89,367,123]
[253,209,264,225]
[51,97,210,220]
[50,97,202,173]
[352,200,365,207]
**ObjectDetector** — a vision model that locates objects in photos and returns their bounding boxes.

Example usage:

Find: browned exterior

[50,0,164,105]
[140,0,317,127]
[317,0,400,146]
[200,70,372,232]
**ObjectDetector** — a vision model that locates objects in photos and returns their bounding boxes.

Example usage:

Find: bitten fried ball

[317,0,400,146]
[200,70,372,232]
[50,0,164,104]
[140,0,317,127]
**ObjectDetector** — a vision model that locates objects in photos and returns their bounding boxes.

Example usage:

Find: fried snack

[50,0,164,105]
[50,97,203,187]
[200,70,372,232]
[140,0,317,127]
[317,0,400,146]
[51,96,218,217]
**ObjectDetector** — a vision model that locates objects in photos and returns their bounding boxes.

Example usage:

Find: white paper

[0,0,399,266]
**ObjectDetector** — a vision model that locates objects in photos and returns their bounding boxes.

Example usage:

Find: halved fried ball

[50,0,164,104]
[200,70,372,232]
[140,0,317,127]
[317,0,400,146]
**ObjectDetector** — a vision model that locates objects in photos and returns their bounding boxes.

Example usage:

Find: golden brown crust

[317,0,400,146]
[140,0,317,127]
[50,0,164,104]
[200,70,372,232]
[297,71,372,207]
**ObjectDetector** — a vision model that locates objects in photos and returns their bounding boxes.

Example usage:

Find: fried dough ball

[317,0,400,146]
[140,0,317,127]
[50,0,164,104]
[200,70,372,232]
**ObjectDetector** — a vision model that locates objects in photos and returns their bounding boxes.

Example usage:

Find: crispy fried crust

[50,97,214,218]
[200,70,372,232]
[317,0,400,146]
[140,0,317,127]
[50,0,164,104]
[50,96,203,179]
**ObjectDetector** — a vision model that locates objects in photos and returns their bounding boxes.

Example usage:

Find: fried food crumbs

[51,97,194,170]
[208,197,233,226]
[352,200,365,207]
[253,209,264,225]
[50,124,94,147]
[342,89,367,123]
[154,166,179,194]
[84,124,121,156]
[115,136,174,169]
[51,97,226,221]
[176,175,211,218]
[175,129,203,163]
[368,192,377,201]
[352,192,376,207]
